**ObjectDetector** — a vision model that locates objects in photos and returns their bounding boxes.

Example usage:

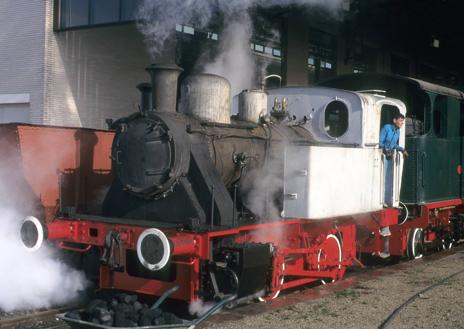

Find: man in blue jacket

[380,113,408,208]
[379,113,407,156]
[378,113,408,258]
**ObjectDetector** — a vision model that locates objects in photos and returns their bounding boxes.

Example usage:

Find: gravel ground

[0,307,74,328]
[200,248,464,329]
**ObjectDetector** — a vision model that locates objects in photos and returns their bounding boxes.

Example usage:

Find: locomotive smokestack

[137,83,153,113]
[146,64,183,113]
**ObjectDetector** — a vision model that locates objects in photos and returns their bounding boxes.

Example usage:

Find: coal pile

[65,293,184,327]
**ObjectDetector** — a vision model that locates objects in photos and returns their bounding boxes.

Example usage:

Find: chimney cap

[137,82,152,91]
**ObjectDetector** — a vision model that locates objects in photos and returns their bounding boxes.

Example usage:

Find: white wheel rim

[317,234,342,270]
[411,228,423,259]
[317,234,342,284]
[21,216,44,252]
[136,228,171,271]
[442,239,453,250]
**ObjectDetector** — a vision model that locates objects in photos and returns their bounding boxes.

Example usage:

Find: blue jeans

[384,157,394,206]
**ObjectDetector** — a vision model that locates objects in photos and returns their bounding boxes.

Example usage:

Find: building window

[121,0,139,21]
[58,0,140,30]
[307,29,336,84]
[92,0,120,25]
[353,62,368,74]
[324,100,349,138]
[0,104,30,123]
[250,42,281,60]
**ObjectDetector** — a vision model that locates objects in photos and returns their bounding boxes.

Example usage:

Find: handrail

[380,152,385,205]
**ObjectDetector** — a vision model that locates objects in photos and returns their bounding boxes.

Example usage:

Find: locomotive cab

[267,87,406,218]
[319,73,464,204]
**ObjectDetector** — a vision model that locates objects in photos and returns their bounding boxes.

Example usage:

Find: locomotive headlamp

[20,216,45,252]
[136,228,171,271]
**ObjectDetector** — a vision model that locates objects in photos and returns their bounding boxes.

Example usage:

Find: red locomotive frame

[7,123,464,303]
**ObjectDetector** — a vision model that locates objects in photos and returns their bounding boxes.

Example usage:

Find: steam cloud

[241,161,284,221]
[0,208,89,311]
[188,299,216,317]
[202,15,255,97]
[137,0,345,96]
[0,135,89,312]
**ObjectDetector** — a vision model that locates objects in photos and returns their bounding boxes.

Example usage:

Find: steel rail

[378,266,464,329]
[0,305,76,328]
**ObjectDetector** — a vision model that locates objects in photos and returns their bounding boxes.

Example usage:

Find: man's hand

[402,150,409,158]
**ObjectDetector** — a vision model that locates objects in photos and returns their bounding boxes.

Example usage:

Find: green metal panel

[420,138,460,202]
[401,94,461,203]
[400,138,421,203]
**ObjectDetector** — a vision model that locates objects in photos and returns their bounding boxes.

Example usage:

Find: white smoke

[137,0,345,96]
[137,0,344,57]
[241,151,284,221]
[188,299,217,317]
[0,132,90,312]
[202,15,255,97]
[0,208,89,311]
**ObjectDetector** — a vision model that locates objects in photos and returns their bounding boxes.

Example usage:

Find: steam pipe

[261,74,282,90]
[137,82,153,113]
[146,64,183,113]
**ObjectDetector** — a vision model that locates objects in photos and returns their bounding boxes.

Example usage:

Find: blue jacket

[379,124,404,151]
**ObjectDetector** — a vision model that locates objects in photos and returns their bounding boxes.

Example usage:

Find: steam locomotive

[15,64,464,306]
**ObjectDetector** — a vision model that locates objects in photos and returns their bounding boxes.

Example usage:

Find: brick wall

[43,2,153,129]
[0,0,46,124]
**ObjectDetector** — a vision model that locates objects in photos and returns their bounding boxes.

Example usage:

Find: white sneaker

[379,252,390,259]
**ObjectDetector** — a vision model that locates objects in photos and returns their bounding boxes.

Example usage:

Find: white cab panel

[284,145,383,219]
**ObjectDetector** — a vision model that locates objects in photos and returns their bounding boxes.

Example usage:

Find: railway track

[1,246,463,329]
[198,243,464,328]
[0,306,75,329]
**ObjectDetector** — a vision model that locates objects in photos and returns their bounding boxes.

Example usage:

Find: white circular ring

[411,228,423,259]
[398,201,409,225]
[317,234,342,271]
[136,228,171,271]
[318,234,342,284]
[21,216,44,252]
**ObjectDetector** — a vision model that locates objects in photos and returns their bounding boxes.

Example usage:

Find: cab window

[405,91,430,137]
[324,101,348,138]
